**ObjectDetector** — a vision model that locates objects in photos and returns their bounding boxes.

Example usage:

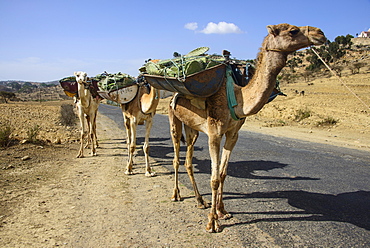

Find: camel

[75,71,101,158]
[121,84,159,177]
[168,23,326,232]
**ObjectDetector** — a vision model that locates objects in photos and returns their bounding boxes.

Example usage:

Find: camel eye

[290,30,299,35]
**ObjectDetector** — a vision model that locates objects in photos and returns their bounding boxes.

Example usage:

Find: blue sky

[0,0,369,82]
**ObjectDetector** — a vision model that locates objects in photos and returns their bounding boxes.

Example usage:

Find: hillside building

[358,28,370,38]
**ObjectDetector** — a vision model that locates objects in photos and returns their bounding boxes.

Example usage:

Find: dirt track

[1,110,258,247]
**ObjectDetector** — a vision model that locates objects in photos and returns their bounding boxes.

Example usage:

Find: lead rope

[310,47,370,112]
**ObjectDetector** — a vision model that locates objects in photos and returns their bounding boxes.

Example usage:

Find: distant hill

[0,80,69,102]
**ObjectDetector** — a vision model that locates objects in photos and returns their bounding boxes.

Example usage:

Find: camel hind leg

[169,109,182,202]
[84,115,91,149]
[143,115,155,177]
[92,108,99,148]
[124,116,136,175]
[183,125,208,208]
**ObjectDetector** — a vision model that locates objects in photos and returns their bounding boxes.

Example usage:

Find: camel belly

[172,96,244,135]
[172,97,208,133]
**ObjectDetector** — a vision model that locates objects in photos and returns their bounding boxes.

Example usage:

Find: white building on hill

[358,28,370,38]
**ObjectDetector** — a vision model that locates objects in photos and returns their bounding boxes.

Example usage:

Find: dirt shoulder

[1,102,252,247]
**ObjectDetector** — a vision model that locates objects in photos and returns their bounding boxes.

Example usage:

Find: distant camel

[121,84,159,176]
[168,24,326,232]
[75,71,100,158]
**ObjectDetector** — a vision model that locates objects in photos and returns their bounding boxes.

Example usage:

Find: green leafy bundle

[95,72,136,91]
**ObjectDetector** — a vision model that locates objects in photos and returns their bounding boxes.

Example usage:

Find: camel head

[263,23,326,53]
[74,71,88,84]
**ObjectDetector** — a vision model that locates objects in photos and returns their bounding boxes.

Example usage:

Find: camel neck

[78,83,91,108]
[236,50,287,117]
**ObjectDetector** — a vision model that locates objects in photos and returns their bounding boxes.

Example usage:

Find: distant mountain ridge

[0,80,59,86]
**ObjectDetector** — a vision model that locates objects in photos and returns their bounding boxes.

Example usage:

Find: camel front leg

[183,125,208,208]
[125,117,137,175]
[143,115,155,177]
[169,110,182,202]
[206,134,222,233]
[89,112,97,156]
[216,130,240,220]
[93,108,99,148]
[77,107,86,158]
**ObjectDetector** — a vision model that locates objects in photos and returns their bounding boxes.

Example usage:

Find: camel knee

[211,179,220,190]
[184,161,194,174]
[81,129,88,137]
[172,159,180,169]
[143,143,149,154]
[129,144,136,154]
[171,127,182,142]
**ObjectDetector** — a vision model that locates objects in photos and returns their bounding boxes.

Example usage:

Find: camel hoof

[206,213,221,233]
[197,199,209,209]
[171,189,181,202]
[197,203,208,209]
[206,220,221,233]
[124,171,134,175]
[218,213,232,220]
[145,171,156,177]
[76,154,84,158]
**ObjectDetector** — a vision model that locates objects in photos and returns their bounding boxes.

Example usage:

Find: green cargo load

[95,72,136,91]
[140,47,226,78]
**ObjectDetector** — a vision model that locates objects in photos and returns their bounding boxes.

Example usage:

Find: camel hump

[141,87,159,114]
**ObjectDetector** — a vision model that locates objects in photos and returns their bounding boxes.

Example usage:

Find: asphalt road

[99,104,370,247]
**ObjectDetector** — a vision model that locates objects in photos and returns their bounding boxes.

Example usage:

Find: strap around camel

[226,66,244,121]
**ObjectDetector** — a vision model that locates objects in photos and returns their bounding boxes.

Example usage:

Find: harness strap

[226,65,244,121]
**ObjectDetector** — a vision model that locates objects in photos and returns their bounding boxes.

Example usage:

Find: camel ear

[267,25,279,37]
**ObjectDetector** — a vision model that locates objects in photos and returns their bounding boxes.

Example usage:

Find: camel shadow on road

[223,190,370,231]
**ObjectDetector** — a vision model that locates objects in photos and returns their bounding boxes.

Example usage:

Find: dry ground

[0,71,369,247]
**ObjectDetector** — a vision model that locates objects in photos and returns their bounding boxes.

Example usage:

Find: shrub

[294,108,312,122]
[316,117,339,127]
[60,104,76,126]
[26,124,40,143]
[0,122,12,147]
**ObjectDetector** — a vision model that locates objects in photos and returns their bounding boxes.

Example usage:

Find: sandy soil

[0,101,247,247]
[243,73,370,152]
[0,71,369,247]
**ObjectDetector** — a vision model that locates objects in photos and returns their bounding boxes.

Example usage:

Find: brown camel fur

[75,71,100,158]
[121,85,159,177]
[168,24,326,232]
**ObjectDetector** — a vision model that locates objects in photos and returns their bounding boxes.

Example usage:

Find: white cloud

[184,22,198,30]
[200,22,243,34]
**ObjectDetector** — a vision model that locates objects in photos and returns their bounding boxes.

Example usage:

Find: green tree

[0,91,16,103]
[306,34,352,71]
[9,82,22,91]
[306,49,324,71]
[334,34,353,49]
[287,57,303,72]
[19,82,37,93]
